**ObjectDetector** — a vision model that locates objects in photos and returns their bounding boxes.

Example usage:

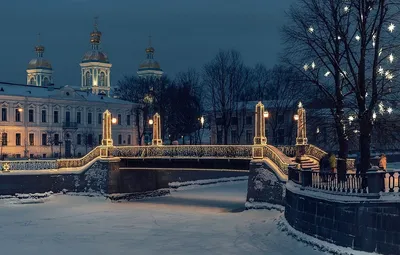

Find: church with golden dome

[26,39,54,87]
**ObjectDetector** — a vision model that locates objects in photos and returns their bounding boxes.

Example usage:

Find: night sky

[0,0,295,87]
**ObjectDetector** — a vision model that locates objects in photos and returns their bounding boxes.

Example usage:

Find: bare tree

[203,50,253,144]
[0,129,7,160]
[46,129,58,158]
[284,0,355,180]
[285,0,400,178]
[82,128,95,154]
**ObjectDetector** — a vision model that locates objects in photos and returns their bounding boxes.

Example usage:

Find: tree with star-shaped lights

[284,0,400,184]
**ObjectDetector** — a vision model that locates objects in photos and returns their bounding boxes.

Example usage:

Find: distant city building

[0,83,138,159]
[137,36,164,78]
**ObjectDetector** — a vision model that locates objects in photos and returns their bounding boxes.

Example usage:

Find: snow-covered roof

[0,83,135,105]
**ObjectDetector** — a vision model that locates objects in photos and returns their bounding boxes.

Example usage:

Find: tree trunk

[337,128,348,183]
[224,126,229,145]
[359,116,372,174]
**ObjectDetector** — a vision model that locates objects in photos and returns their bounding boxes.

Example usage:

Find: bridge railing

[110,145,253,158]
[305,144,355,170]
[56,146,101,169]
[276,145,296,157]
[0,160,57,171]
[263,146,299,175]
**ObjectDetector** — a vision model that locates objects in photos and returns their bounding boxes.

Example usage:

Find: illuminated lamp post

[294,102,308,161]
[151,113,162,146]
[100,110,114,157]
[253,101,268,159]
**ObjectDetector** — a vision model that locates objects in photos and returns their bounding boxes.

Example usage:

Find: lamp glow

[294,114,299,121]
[263,111,269,118]
[111,117,117,124]
[148,119,154,125]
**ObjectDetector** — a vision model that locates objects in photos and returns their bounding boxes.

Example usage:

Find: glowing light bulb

[344,6,350,13]
[355,35,360,41]
[308,26,314,33]
[303,64,309,71]
[388,107,393,114]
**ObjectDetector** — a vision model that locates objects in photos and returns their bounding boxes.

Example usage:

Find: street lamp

[111,117,117,124]
[18,108,23,112]
[200,116,205,128]
[294,114,299,121]
[263,111,269,118]
[148,119,154,125]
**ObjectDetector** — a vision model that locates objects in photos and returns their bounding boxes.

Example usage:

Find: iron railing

[306,144,355,170]
[0,160,57,171]
[110,145,253,158]
[56,147,101,168]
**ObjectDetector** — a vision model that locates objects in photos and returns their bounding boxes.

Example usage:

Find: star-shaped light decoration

[389,53,394,63]
[388,23,395,33]
[303,64,309,71]
[348,116,354,124]
[373,112,377,120]
[355,35,361,41]
[388,107,393,114]
[298,101,303,108]
[311,62,316,69]
[379,48,383,56]
[337,36,342,40]
[340,71,347,77]
[324,71,331,77]
[385,71,394,80]
[379,102,385,114]
[378,66,384,75]
[308,26,314,33]
[2,163,10,172]
[344,6,350,13]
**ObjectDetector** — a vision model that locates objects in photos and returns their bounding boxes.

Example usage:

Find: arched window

[29,77,35,85]
[85,71,92,86]
[43,77,49,86]
[99,72,105,87]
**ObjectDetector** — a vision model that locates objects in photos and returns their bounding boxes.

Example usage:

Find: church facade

[0,20,141,159]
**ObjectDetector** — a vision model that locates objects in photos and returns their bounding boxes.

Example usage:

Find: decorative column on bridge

[100,110,113,157]
[295,102,307,160]
[151,113,163,146]
[253,101,267,159]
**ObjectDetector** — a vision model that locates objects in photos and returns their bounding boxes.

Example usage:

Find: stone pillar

[296,102,307,160]
[253,101,267,159]
[100,110,113,157]
[152,113,163,146]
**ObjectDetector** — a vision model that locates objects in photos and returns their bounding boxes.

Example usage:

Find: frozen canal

[0,181,324,255]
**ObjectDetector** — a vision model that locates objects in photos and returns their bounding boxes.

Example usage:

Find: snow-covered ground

[0,181,350,255]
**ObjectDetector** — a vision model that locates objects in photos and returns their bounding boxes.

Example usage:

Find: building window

[1,108,7,121]
[54,110,59,123]
[29,77,35,85]
[15,109,21,122]
[118,114,122,125]
[29,109,34,122]
[42,133,47,146]
[98,134,102,145]
[127,135,131,145]
[126,115,131,126]
[118,134,122,145]
[85,71,91,86]
[277,114,284,124]
[30,154,34,159]
[98,113,102,124]
[277,129,285,144]
[231,130,237,144]
[246,116,252,125]
[16,154,21,158]
[43,77,49,86]
[77,112,81,124]
[1,133,7,146]
[217,130,223,144]
[42,154,47,158]
[87,134,93,146]
[231,117,238,125]
[29,133,34,146]
[16,133,21,146]
[54,134,59,145]
[41,110,47,123]
[246,130,252,144]
[77,134,81,145]
[88,112,92,124]
[99,72,105,86]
